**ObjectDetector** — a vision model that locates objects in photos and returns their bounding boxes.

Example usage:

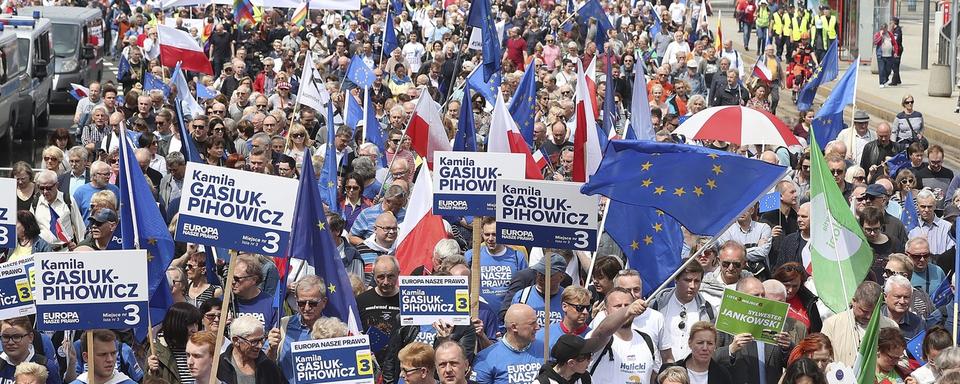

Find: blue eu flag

[907,329,927,362]
[758,191,781,213]
[346,55,376,89]
[362,90,388,168]
[811,56,858,148]
[581,141,787,235]
[453,84,477,152]
[901,190,920,232]
[466,0,501,82]
[289,146,362,332]
[117,122,175,336]
[345,91,364,130]
[571,0,614,47]
[796,40,839,111]
[382,11,399,57]
[605,201,683,296]
[886,151,911,178]
[602,49,618,138]
[509,61,537,146]
[143,72,171,98]
[467,65,501,105]
[117,54,131,82]
[319,103,341,214]
[930,273,953,308]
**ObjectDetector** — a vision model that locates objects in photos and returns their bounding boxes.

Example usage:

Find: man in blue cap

[509,252,568,328]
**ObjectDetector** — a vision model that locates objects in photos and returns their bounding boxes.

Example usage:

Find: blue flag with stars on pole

[346,55,376,89]
[117,121,176,338]
[117,54,131,83]
[571,0,614,47]
[811,56,859,149]
[901,190,920,232]
[509,61,537,146]
[467,65,502,105]
[886,151,911,178]
[454,84,477,152]
[602,48,618,138]
[796,40,839,111]
[143,72,171,98]
[605,201,683,296]
[345,91,364,130]
[581,141,787,235]
[320,102,341,214]
[289,147,362,333]
[466,0,501,82]
[758,191,781,213]
[382,11,399,57]
[907,329,927,363]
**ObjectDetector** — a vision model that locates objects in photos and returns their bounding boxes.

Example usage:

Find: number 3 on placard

[262,232,280,254]
[573,230,589,248]
[356,352,373,375]
[123,304,141,326]
[0,226,8,246]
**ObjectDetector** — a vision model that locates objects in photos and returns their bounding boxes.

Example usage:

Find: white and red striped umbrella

[674,106,800,147]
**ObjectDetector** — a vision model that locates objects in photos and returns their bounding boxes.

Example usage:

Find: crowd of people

[2,0,959,383]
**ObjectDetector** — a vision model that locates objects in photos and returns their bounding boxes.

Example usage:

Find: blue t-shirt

[912,264,946,295]
[511,286,564,327]
[277,313,315,381]
[0,352,61,384]
[473,340,545,384]
[534,322,591,349]
[234,290,279,328]
[72,183,121,220]
[466,247,527,314]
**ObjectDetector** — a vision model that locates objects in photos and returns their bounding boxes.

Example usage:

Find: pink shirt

[543,44,561,70]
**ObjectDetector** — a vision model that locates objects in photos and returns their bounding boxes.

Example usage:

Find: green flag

[854,297,883,384]
[809,132,872,313]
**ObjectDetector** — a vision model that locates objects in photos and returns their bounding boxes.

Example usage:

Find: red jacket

[873,30,901,56]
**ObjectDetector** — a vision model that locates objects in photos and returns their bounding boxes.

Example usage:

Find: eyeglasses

[297,300,322,308]
[212,110,226,115]
[185,263,204,270]
[236,335,265,347]
[862,226,882,234]
[855,195,875,202]
[0,333,28,343]
[883,269,909,279]
[291,133,305,138]
[853,176,866,181]
[256,104,267,109]
[678,308,687,330]
[908,252,931,260]
[192,125,206,129]
[900,178,915,184]
[37,184,56,191]
[376,225,398,232]
[345,185,361,191]
[829,169,845,175]
[904,100,914,104]
[43,156,58,162]
[564,302,590,313]
[721,261,743,269]
[400,367,425,376]
[234,275,256,282]
[204,312,220,321]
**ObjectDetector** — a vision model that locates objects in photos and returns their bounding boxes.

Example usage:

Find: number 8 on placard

[356,351,373,375]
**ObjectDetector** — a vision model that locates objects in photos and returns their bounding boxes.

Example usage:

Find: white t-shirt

[402,42,425,73]
[587,330,659,384]
[660,294,703,360]
[669,2,687,24]
[687,368,709,384]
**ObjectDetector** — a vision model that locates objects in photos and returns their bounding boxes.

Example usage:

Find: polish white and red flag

[395,164,448,275]
[157,24,212,75]
[487,92,543,180]
[405,91,451,167]
[572,59,603,182]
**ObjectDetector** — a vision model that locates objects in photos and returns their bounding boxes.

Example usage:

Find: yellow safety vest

[791,12,809,41]
[820,14,837,40]
[772,12,784,34]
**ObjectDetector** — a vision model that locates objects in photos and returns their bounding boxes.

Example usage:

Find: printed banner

[34,250,148,331]
[176,162,299,256]
[495,179,599,250]
[433,151,525,216]
[291,335,376,384]
[715,288,788,344]
[0,257,36,320]
[399,276,469,326]
[0,178,13,249]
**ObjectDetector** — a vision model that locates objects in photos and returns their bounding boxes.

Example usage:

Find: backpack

[589,329,655,375]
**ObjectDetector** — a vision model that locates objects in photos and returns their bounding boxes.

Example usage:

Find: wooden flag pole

[470,219,482,320]
[543,251,551,364]
[210,255,238,384]
[86,331,96,384]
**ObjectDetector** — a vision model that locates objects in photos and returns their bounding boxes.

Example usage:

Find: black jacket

[57,169,90,198]
[772,232,806,270]
[217,344,285,384]
[794,285,823,333]
[709,82,750,106]
[535,361,592,384]
[661,355,733,384]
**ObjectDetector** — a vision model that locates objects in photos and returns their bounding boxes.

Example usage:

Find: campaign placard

[399,276,469,326]
[495,179,599,250]
[34,250,148,331]
[0,257,36,320]
[433,151,525,216]
[176,162,299,256]
[715,288,788,344]
[0,178,14,249]
[291,335,375,384]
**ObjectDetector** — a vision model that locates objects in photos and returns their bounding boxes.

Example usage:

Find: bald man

[714,277,787,384]
[860,122,902,176]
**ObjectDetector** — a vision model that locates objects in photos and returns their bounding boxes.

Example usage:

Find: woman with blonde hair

[284,123,314,170]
